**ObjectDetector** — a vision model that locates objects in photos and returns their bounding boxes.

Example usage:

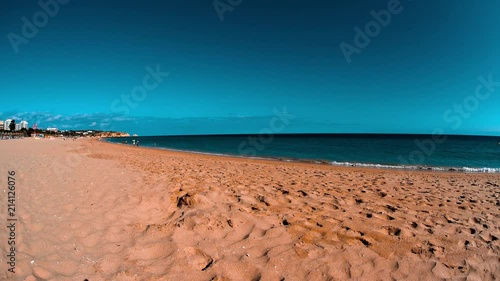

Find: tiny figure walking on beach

[136,141,139,147]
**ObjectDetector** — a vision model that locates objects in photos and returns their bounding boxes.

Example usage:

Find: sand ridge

[0,138,499,280]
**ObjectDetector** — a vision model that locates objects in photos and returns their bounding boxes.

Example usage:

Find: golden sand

[0,138,498,280]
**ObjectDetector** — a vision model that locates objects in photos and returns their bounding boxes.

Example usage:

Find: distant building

[4,119,12,131]
[46,128,58,132]
[0,121,4,131]
[20,121,28,130]
[15,124,21,131]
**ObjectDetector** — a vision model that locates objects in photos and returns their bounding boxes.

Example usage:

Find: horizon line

[114,132,500,138]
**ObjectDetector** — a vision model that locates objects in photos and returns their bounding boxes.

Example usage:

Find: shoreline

[101,138,500,174]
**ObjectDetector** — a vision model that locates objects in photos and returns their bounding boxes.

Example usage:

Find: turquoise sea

[106,134,500,173]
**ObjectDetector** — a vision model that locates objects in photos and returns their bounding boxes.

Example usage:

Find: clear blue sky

[1,0,499,136]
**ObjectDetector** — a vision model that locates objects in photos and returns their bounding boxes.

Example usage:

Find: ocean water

[105,134,500,173]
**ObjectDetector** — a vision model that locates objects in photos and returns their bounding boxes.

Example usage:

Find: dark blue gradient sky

[1,0,499,136]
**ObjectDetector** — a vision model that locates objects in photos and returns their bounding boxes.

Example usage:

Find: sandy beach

[0,138,499,280]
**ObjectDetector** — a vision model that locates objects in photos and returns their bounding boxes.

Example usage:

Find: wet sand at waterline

[0,138,498,280]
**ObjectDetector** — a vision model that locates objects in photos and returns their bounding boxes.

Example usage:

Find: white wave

[461,167,500,173]
[330,161,500,174]
[104,139,500,174]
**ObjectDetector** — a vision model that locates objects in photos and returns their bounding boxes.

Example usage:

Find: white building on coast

[1,120,29,131]
[20,121,28,129]
[4,119,12,130]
